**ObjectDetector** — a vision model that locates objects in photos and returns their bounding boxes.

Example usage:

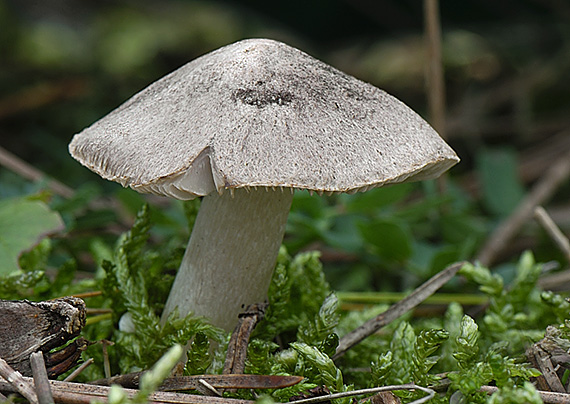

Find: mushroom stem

[162,188,294,331]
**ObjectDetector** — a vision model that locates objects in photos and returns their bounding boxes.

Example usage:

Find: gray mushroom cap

[69,38,459,199]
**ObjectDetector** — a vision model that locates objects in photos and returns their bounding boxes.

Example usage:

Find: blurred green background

[1,0,569,293]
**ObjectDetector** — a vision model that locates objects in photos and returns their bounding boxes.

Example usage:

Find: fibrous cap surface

[69,38,459,199]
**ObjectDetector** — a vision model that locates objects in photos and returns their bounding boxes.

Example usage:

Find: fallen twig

[0,357,38,404]
[72,291,103,299]
[196,379,222,397]
[476,148,570,266]
[223,303,268,375]
[0,145,75,198]
[91,373,303,392]
[361,391,400,404]
[85,308,113,315]
[63,358,94,383]
[334,261,465,359]
[526,325,570,394]
[100,340,114,379]
[538,269,570,291]
[534,206,570,263]
[0,378,256,404]
[30,352,54,404]
[290,384,435,404]
[480,385,570,404]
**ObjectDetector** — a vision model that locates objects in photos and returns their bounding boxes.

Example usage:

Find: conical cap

[69,38,459,199]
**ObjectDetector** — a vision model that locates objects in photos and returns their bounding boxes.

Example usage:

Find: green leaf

[453,315,480,367]
[370,322,447,402]
[297,294,340,347]
[488,381,542,404]
[416,329,449,367]
[541,291,570,323]
[107,384,129,404]
[447,362,491,400]
[322,214,363,253]
[320,333,340,358]
[182,199,200,232]
[429,246,463,273]
[439,302,465,371]
[185,332,212,375]
[459,262,504,297]
[139,344,183,398]
[371,351,393,382]
[287,193,331,251]
[118,203,151,274]
[257,247,332,342]
[290,342,345,393]
[19,238,52,271]
[290,191,328,219]
[359,219,412,262]
[49,259,78,296]
[372,322,416,385]
[440,212,486,245]
[0,197,64,275]
[0,270,48,299]
[246,338,280,376]
[510,251,542,306]
[106,345,184,404]
[477,147,524,217]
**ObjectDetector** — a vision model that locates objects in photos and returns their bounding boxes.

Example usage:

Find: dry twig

[91,373,302,392]
[100,340,114,379]
[0,145,74,198]
[223,303,267,375]
[534,206,570,262]
[290,384,434,404]
[480,385,570,404]
[538,270,570,292]
[0,377,256,404]
[63,358,94,383]
[30,352,54,404]
[526,326,570,394]
[333,261,465,359]
[0,357,38,404]
[362,391,401,404]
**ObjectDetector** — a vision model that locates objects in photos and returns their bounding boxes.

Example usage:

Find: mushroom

[69,38,459,331]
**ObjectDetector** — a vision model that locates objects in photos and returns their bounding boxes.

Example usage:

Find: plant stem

[337,291,487,306]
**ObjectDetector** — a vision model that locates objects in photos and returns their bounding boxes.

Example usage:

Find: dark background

[3,0,568,170]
